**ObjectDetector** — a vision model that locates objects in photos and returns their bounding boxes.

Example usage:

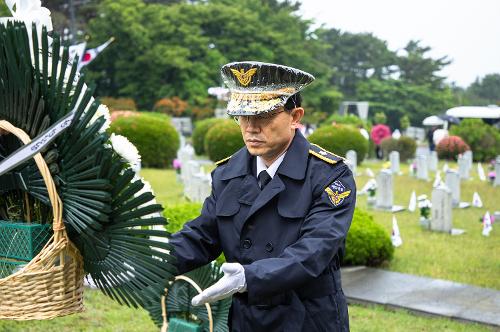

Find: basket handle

[161,275,214,332]
[0,120,66,241]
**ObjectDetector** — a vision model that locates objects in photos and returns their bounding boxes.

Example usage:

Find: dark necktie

[258,170,272,189]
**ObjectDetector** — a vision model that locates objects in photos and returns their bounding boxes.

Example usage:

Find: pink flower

[488,171,496,179]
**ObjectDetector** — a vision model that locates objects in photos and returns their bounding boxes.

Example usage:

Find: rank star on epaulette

[325,180,351,207]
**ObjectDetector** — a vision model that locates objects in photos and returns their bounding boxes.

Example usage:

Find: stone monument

[430,183,453,233]
[346,150,357,176]
[389,151,400,174]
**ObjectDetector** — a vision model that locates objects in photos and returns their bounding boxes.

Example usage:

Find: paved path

[341,267,500,327]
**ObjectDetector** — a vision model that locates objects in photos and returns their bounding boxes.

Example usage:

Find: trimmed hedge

[450,119,500,162]
[205,120,244,162]
[308,125,368,164]
[192,118,226,156]
[164,203,203,234]
[380,136,417,162]
[436,136,470,160]
[164,202,226,264]
[344,208,394,266]
[164,202,392,267]
[109,112,179,168]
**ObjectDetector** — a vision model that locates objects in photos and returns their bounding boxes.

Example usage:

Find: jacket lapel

[239,131,310,229]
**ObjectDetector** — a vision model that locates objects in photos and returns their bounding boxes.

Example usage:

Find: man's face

[237,107,304,165]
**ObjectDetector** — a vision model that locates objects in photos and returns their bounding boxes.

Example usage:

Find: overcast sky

[299,0,500,88]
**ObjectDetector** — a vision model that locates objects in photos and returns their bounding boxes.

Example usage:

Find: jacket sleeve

[169,178,222,275]
[243,165,356,300]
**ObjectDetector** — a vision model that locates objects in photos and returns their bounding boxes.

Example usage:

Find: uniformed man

[170,61,356,331]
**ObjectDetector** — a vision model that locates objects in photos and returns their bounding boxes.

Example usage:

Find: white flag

[391,215,402,247]
[442,162,449,173]
[78,37,115,70]
[408,191,417,212]
[433,170,442,188]
[482,211,492,236]
[359,178,376,195]
[365,168,375,178]
[477,163,486,182]
[68,41,86,65]
[472,192,483,208]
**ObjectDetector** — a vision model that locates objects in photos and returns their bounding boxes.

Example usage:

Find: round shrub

[308,125,368,164]
[205,120,244,162]
[398,136,417,161]
[164,202,203,234]
[450,119,500,162]
[344,209,394,266]
[380,137,398,158]
[192,118,226,155]
[109,112,179,168]
[325,113,367,129]
[436,136,470,160]
[164,202,226,264]
[380,136,417,162]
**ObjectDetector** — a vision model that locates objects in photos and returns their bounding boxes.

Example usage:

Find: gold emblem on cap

[230,68,257,86]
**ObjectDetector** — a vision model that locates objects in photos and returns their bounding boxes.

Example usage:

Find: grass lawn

[1,165,498,331]
[356,160,500,290]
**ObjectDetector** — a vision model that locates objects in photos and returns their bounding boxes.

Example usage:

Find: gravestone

[429,151,438,172]
[346,150,357,175]
[416,146,430,158]
[458,155,470,180]
[416,154,428,181]
[430,183,453,233]
[389,151,400,174]
[192,173,212,202]
[445,170,460,207]
[495,156,500,187]
[463,150,473,168]
[376,170,393,210]
[178,144,195,183]
[184,160,203,200]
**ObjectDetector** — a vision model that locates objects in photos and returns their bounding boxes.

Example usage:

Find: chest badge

[325,180,351,207]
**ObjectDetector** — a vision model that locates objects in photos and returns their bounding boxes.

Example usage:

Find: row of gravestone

[374,170,453,232]
[177,143,212,203]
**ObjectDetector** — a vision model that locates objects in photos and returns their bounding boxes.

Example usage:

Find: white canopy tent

[445,106,500,119]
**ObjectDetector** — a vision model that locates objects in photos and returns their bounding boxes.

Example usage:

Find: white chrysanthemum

[89,104,111,133]
[418,199,432,209]
[109,133,141,173]
[1,0,53,60]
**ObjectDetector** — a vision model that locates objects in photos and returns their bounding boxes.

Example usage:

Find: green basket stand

[0,258,26,279]
[0,221,53,261]
[168,318,203,332]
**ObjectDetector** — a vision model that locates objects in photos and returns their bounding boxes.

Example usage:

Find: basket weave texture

[0,120,85,320]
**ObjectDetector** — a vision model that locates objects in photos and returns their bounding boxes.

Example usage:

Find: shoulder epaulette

[309,143,344,165]
[215,155,232,166]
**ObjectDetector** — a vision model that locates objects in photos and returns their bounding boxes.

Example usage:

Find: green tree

[85,0,329,109]
[396,40,451,88]
[467,73,500,105]
[318,29,396,98]
[358,79,454,128]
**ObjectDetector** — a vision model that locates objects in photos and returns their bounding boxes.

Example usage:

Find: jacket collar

[277,130,309,180]
[220,130,309,181]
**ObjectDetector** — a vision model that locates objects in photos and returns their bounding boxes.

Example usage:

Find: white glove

[191,263,247,306]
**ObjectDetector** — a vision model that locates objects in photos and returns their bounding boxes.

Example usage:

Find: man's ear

[290,107,304,129]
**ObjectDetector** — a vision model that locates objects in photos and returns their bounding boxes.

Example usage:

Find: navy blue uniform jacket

[171,131,356,331]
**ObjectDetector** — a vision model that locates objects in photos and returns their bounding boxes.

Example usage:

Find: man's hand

[191,263,247,306]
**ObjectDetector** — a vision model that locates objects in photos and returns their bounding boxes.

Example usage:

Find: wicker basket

[0,120,85,320]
